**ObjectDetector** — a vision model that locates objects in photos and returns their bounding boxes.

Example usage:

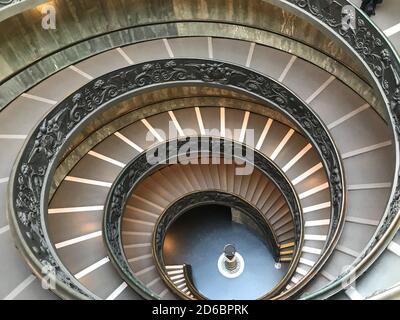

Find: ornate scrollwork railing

[0,0,21,7]
[9,58,344,299]
[3,0,399,300]
[156,190,294,299]
[273,0,400,299]
[155,190,282,263]
[103,138,303,299]
[182,264,208,300]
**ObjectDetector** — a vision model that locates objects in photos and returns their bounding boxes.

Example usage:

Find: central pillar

[217,243,245,278]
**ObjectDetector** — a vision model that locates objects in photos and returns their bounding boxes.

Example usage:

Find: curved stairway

[122,162,294,299]
[42,38,395,299]
[0,0,399,300]
[48,106,329,299]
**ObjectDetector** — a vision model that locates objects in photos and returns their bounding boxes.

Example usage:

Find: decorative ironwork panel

[10,58,344,299]
[103,137,303,298]
[155,190,283,267]
[285,0,400,298]
[0,0,21,7]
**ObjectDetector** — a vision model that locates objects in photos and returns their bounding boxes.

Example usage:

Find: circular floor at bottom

[163,205,288,299]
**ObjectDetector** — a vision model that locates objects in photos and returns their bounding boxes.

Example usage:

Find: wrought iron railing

[0,0,21,8]
[8,58,344,299]
[103,138,304,299]
[155,190,283,262]
[279,0,400,299]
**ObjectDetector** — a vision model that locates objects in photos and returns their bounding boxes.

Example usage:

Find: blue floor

[163,205,288,299]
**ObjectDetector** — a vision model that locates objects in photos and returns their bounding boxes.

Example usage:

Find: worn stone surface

[0,0,369,109]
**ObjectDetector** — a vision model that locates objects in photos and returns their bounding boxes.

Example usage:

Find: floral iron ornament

[287,0,400,298]
[10,58,343,299]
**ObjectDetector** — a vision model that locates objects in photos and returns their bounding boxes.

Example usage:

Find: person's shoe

[365,4,376,16]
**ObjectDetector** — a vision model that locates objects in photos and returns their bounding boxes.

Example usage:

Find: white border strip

[126,205,159,219]
[3,275,36,300]
[256,118,273,150]
[0,177,9,184]
[68,65,94,80]
[21,93,57,105]
[327,103,370,129]
[270,129,295,160]
[195,107,206,135]
[384,22,400,37]
[65,176,112,188]
[299,182,329,199]
[114,132,144,152]
[55,231,102,249]
[302,246,322,255]
[124,243,151,249]
[304,234,327,241]
[306,75,335,104]
[168,111,185,137]
[220,107,225,138]
[116,47,134,65]
[128,253,153,262]
[0,225,10,235]
[278,55,296,82]
[347,182,392,190]
[296,267,308,276]
[388,241,400,257]
[345,216,379,226]
[239,111,250,143]
[159,288,169,298]
[106,282,128,300]
[291,162,323,185]
[207,37,213,59]
[282,143,312,172]
[74,257,110,279]
[299,257,315,267]
[0,134,27,139]
[163,38,174,58]
[346,287,364,300]
[132,194,164,211]
[305,219,330,227]
[342,141,392,159]
[123,217,155,226]
[48,205,104,214]
[321,271,335,281]
[122,231,152,236]
[147,277,161,288]
[141,119,164,142]
[245,42,256,67]
[88,150,125,168]
[135,265,155,276]
[336,245,359,258]
[303,202,331,213]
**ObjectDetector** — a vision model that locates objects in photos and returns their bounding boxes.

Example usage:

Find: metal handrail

[103,138,304,300]
[275,0,400,299]
[8,58,344,300]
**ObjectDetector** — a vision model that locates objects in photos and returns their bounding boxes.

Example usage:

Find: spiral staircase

[0,0,400,300]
